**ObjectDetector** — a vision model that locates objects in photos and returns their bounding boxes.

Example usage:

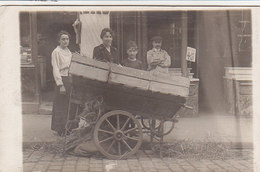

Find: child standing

[147,36,171,73]
[122,41,143,70]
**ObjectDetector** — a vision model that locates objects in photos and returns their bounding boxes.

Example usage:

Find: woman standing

[51,30,74,136]
[93,28,119,63]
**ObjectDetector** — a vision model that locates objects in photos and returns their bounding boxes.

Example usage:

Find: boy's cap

[127,41,138,50]
[151,36,162,41]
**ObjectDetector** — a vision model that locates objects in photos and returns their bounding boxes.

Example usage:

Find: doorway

[38,13,78,112]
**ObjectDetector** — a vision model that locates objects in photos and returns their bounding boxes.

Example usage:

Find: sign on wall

[186,47,196,62]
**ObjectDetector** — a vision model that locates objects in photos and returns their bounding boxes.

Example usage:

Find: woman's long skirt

[51,76,75,135]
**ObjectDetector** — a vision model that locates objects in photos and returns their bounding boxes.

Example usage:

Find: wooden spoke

[98,129,114,135]
[105,119,116,131]
[125,135,139,141]
[118,141,121,156]
[124,127,138,134]
[94,110,143,159]
[122,138,133,151]
[99,136,113,144]
[117,114,120,130]
[121,118,130,131]
[107,140,115,153]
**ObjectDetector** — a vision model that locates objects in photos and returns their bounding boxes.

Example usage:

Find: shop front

[20,12,79,113]
[20,9,252,116]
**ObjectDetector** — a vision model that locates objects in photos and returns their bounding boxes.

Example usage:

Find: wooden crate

[71,75,186,120]
[70,53,110,82]
[70,53,190,98]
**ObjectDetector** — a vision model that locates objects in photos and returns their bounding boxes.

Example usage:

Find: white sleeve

[160,51,171,67]
[51,50,63,86]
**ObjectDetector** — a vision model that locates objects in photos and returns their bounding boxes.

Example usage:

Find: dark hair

[100,28,114,39]
[127,41,138,50]
[57,30,71,42]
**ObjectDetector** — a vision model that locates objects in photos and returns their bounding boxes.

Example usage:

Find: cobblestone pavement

[23,148,254,172]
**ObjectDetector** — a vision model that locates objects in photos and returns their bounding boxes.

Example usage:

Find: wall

[196,10,252,113]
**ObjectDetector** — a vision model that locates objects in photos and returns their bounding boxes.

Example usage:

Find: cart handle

[180,104,193,110]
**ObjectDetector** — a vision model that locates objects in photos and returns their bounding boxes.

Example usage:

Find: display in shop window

[21,46,32,64]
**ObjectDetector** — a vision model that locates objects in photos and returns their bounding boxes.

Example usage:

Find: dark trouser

[51,76,76,135]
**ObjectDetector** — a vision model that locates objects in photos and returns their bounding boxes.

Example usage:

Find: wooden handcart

[67,53,190,159]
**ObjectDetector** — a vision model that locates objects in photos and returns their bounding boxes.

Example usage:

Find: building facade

[20,9,252,116]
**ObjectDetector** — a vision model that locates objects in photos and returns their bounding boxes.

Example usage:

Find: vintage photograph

[19,7,253,172]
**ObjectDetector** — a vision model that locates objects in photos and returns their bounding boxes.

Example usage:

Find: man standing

[147,36,171,73]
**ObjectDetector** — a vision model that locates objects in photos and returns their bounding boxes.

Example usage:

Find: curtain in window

[79,12,110,58]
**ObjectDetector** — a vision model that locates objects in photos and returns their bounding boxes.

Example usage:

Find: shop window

[20,12,32,65]
[110,11,197,73]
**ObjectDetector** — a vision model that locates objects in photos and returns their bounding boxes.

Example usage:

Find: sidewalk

[23,148,254,172]
[23,113,253,149]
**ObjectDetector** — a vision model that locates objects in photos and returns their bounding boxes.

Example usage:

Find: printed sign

[186,47,196,62]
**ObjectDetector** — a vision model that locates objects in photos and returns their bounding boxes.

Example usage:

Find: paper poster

[186,47,196,62]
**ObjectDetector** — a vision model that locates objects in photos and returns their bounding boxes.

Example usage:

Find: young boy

[122,41,143,70]
[147,36,171,73]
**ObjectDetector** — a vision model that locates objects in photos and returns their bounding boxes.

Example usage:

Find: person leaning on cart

[122,40,143,70]
[93,28,119,63]
[147,36,171,73]
[51,30,77,136]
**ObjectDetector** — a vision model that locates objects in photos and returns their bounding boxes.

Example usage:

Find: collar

[152,48,162,52]
[105,46,111,52]
[100,44,116,52]
[128,57,137,61]
[58,45,69,51]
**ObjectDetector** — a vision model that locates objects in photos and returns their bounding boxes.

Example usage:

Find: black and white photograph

[0,4,259,172]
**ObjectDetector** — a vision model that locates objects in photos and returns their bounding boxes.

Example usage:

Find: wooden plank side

[110,63,151,80]
[111,63,190,88]
[149,81,189,97]
[109,73,149,90]
[69,62,109,82]
[101,84,184,120]
[70,53,190,97]
[150,71,190,88]
[72,53,110,70]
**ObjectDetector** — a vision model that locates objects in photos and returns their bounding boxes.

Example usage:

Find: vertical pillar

[137,12,142,55]
[181,11,188,77]
[137,12,148,68]
[29,12,40,104]
[195,11,200,78]
[141,12,148,68]
[115,12,121,55]
[134,12,137,43]
[115,12,124,63]
[120,13,124,62]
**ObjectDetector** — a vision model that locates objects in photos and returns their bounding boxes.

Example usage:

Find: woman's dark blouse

[93,44,119,64]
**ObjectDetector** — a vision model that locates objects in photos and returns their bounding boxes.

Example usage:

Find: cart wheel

[94,110,143,160]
